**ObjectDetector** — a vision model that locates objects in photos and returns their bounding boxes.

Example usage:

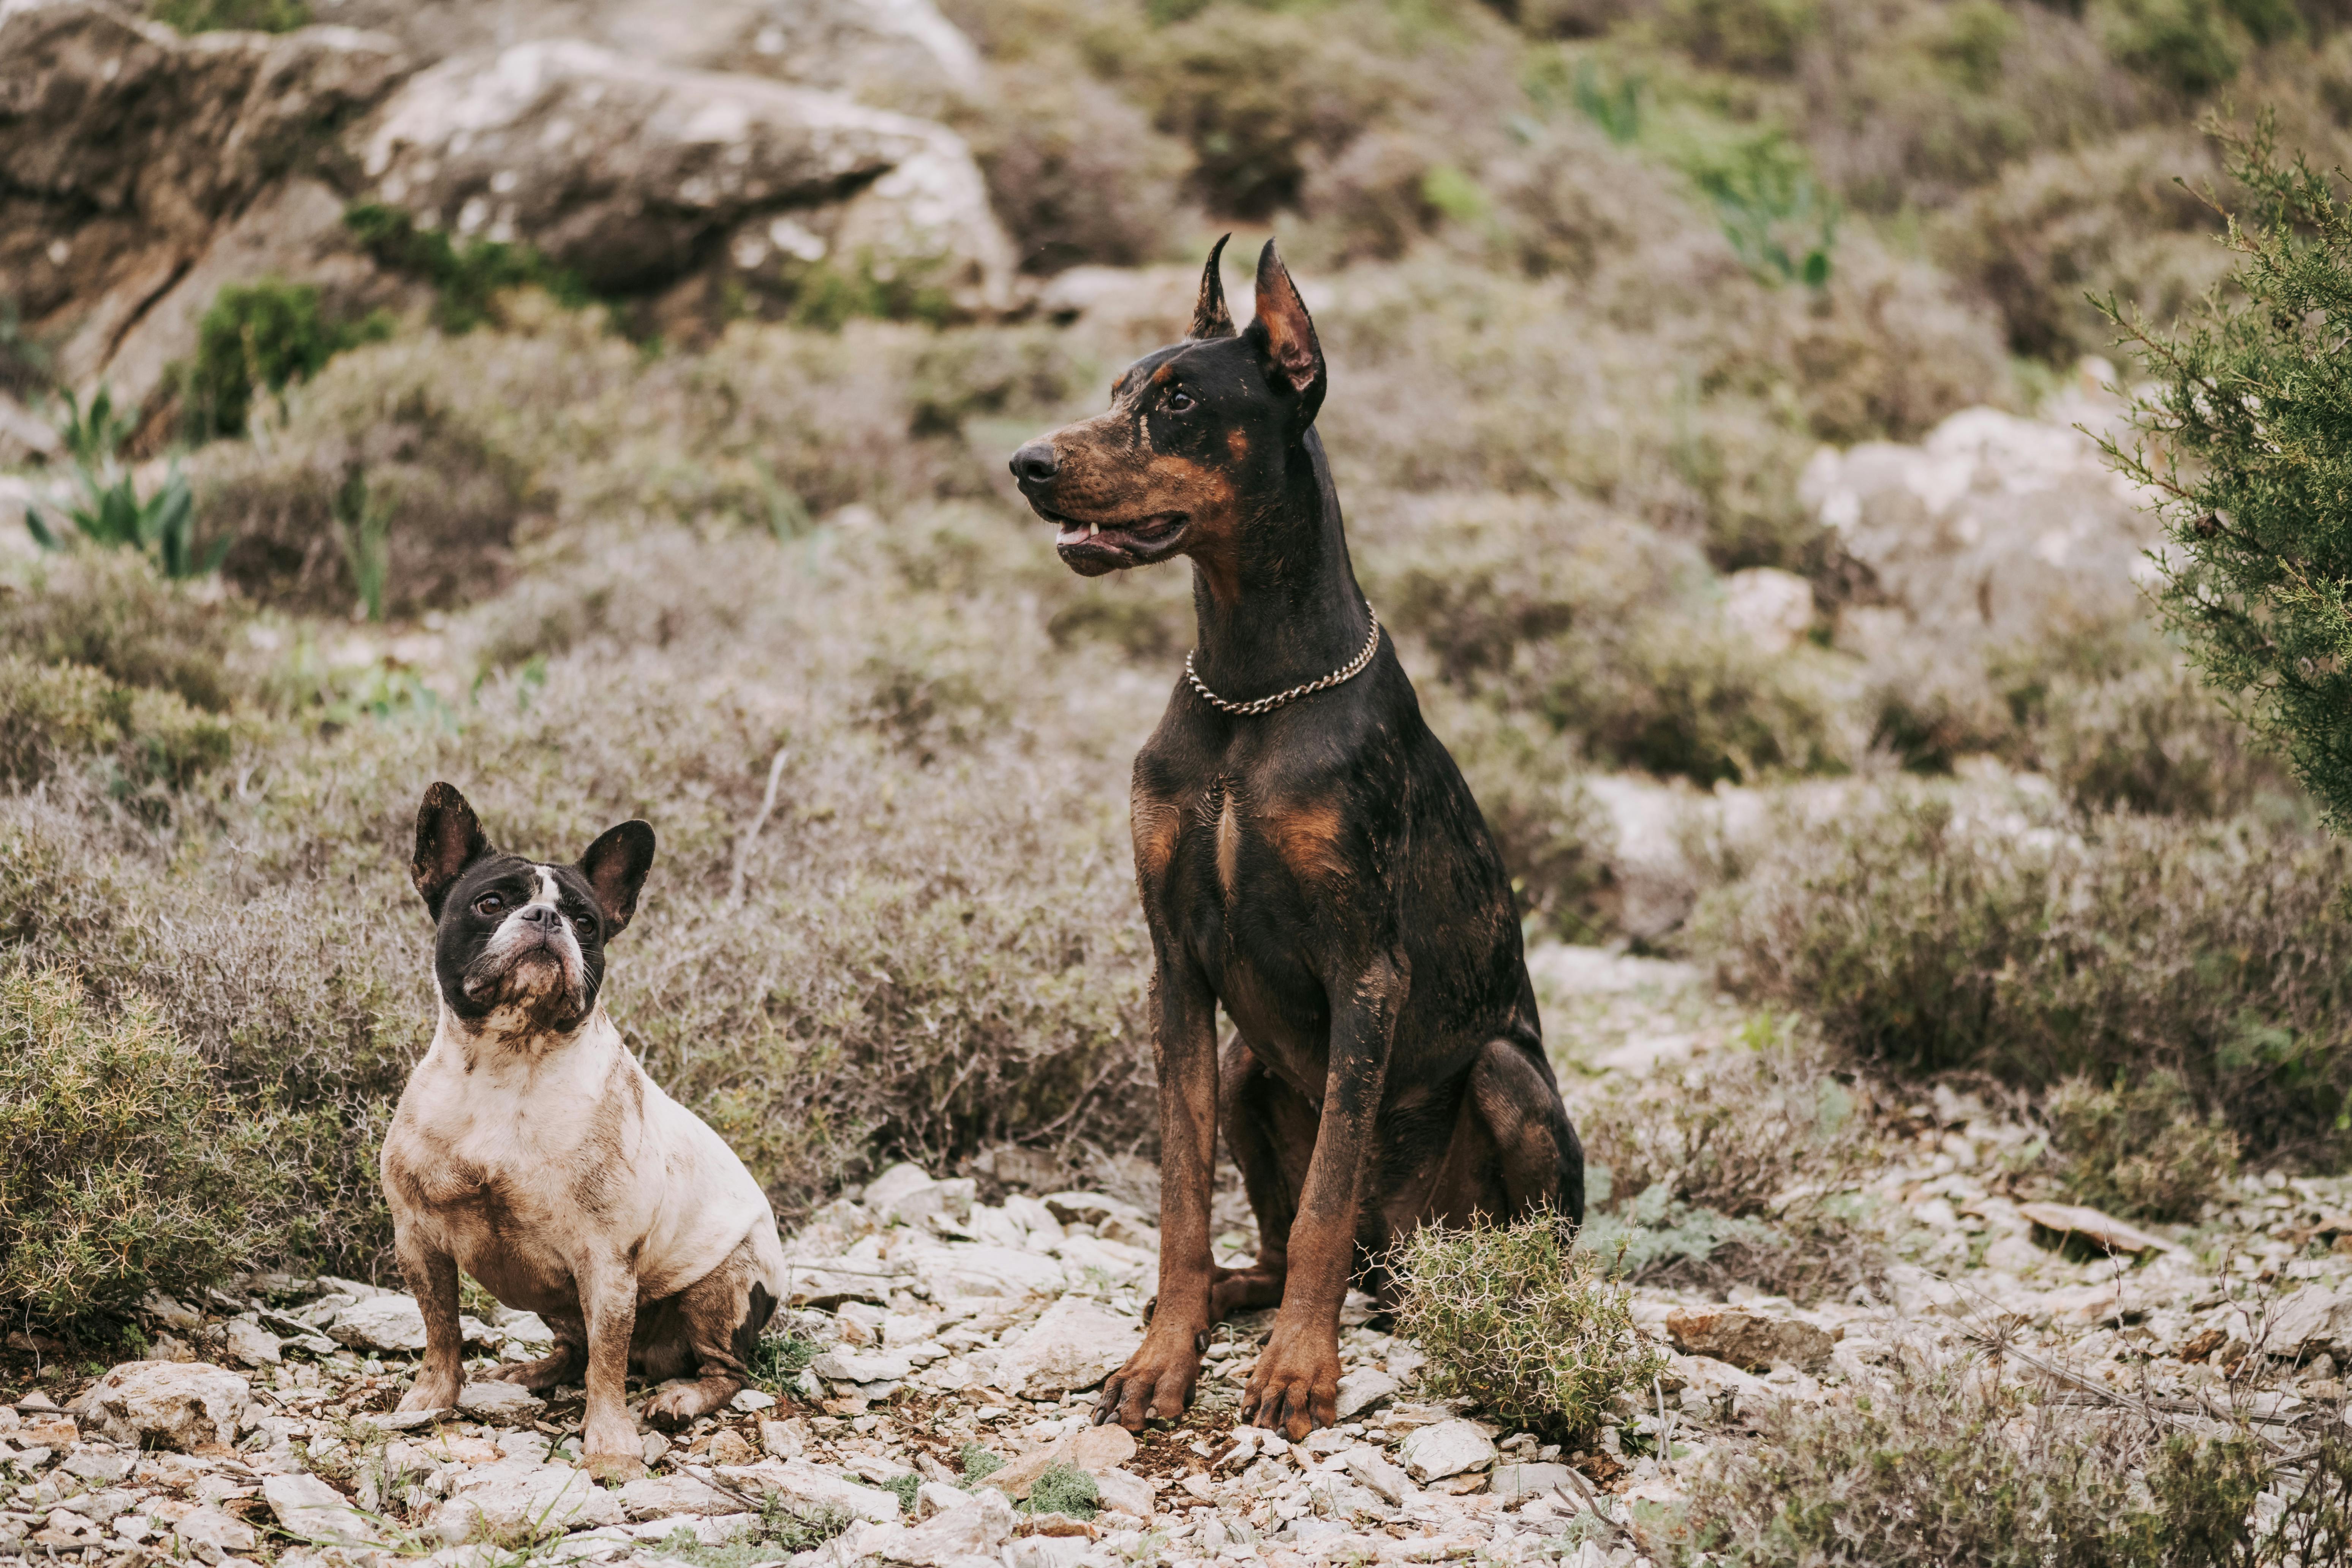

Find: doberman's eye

[1168,389,1195,413]
[475,891,506,916]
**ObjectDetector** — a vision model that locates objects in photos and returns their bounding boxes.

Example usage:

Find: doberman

[1009,238,1585,1440]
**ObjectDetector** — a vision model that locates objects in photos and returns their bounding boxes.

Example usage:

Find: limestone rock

[458,1379,544,1416]
[992,1298,1142,1397]
[1721,567,1815,653]
[175,1506,258,1557]
[1398,1419,1496,1483]
[621,1473,743,1519]
[428,1460,624,1543]
[925,1244,1067,1299]
[1334,1368,1399,1420]
[327,1294,495,1352]
[263,1473,379,1545]
[2017,1202,2176,1259]
[1491,1462,1574,1502]
[1343,1449,1414,1505]
[1666,1306,1837,1373]
[714,1457,903,1522]
[2263,1286,2352,1359]
[1067,1421,1136,1474]
[1093,1466,1154,1517]
[863,1163,938,1215]
[812,1346,914,1384]
[221,1318,281,1368]
[74,1361,251,1451]
[893,1487,1017,1565]
[358,41,1014,315]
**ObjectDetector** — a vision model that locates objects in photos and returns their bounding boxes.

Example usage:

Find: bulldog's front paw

[398,1371,461,1414]
[582,1418,647,1483]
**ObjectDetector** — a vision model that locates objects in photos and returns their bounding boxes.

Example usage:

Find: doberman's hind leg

[1211,1034,1318,1322]
[639,1236,780,1431]
[1427,1039,1585,1230]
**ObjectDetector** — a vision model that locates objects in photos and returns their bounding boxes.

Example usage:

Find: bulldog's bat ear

[579,819,657,937]
[1189,233,1236,340]
[413,782,492,920]
[1247,238,1325,423]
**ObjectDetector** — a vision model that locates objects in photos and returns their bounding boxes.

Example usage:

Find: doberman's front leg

[1097,953,1221,1430]
[1241,955,1404,1439]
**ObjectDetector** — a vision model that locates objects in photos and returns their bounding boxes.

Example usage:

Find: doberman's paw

[1238,1329,1339,1440]
[397,1372,460,1414]
[1093,1330,1203,1431]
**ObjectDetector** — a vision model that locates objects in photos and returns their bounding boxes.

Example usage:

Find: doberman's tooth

[1088,523,1100,537]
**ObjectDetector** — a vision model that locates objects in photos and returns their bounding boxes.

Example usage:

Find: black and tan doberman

[1010,238,1584,1439]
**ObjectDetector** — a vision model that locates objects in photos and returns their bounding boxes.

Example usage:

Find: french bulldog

[381,782,786,1480]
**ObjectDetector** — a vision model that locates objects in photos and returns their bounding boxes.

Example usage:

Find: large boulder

[0,1,413,406]
[73,1361,252,1451]
[357,41,1012,315]
[326,0,982,114]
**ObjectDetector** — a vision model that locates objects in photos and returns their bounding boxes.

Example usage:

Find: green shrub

[0,654,238,791]
[1134,4,1413,217]
[149,0,310,33]
[184,279,392,439]
[959,1444,1006,1484]
[882,1474,921,1514]
[1662,0,1818,74]
[27,462,222,582]
[1693,790,2352,1165]
[344,204,594,334]
[962,54,1190,272]
[1669,1358,2289,1566]
[2045,1068,2240,1221]
[0,549,244,713]
[2098,0,2243,96]
[2104,116,2352,834]
[0,965,276,1326]
[1022,1465,1099,1518]
[1390,1209,1666,1440]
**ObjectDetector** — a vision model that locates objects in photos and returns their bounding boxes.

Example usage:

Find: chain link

[1183,607,1382,717]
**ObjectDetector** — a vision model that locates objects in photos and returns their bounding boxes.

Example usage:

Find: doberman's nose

[519,904,563,929]
[1009,441,1059,485]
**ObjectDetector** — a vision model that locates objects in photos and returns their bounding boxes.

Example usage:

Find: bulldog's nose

[1009,441,1059,485]
[519,904,563,929]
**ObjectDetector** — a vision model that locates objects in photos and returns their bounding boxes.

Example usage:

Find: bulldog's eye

[1168,389,1195,413]
[475,892,506,915]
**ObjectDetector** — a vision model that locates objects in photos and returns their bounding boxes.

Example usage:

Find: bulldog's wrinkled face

[409,782,655,1040]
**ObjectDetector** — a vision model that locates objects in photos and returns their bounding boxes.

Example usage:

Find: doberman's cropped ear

[579,819,657,937]
[413,782,492,920]
[1189,233,1236,340]
[1247,239,1325,423]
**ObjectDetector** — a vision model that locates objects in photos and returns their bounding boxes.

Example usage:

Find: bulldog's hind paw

[642,1377,739,1431]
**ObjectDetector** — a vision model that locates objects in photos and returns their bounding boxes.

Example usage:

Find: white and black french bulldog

[381,782,786,1480]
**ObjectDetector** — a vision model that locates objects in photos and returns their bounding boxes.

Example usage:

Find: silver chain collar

[1183,607,1382,717]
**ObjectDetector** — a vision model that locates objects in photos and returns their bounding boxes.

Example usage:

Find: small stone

[140,1293,203,1331]
[916,1480,972,1518]
[1068,1421,1137,1473]
[993,1298,1143,1398]
[175,1507,258,1558]
[759,1419,805,1458]
[641,1429,672,1468]
[1399,1419,1497,1483]
[621,1473,743,1518]
[707,1428,756,1466]
[75,1361,252,1452]
[730,1388,777,1413]
[326,1296,496,1353]
[2017,1202,2177,1258]
[1094,1467,1154,1516]
[222,1319,281,1368]
[262,1473,378,1545]
[1334,1369,1399,1420]
[428,1460,625,1543]
[812,1347,913,1383]
[713,1457,904,1522]
[1490,1462,1574,1502]
[457,1379,544,1416]
[61,1448,136,1484]
[898,1489,1018,1564]
[1665,1307,1837,1373]
[1342,1449,1413,1505]
[863,1163,939,1217]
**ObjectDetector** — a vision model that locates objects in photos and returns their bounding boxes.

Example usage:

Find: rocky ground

[7,952,2352,1568]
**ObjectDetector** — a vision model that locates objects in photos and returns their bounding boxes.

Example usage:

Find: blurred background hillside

[7,0,2352,1327]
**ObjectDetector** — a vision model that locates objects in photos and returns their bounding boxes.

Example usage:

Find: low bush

[0,550,246,712]
[1390,1208,1666,1440]
[343,204,595,334]
[0,654,239,793]
[0,965,277,1325]
[2045,1069,2241,1222]
[149,0,310,32]
[183,280,392,441]
[1694,790,2352,1165]
[1022,1465,1100,1518]
[1668,1356,2329,1565]
[961,54,1191,272]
